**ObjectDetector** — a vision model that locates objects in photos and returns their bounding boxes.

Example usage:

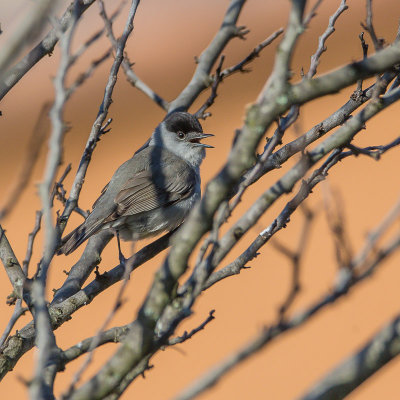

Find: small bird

[58,112,213,256]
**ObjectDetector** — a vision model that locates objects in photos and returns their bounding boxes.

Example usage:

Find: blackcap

[58,112,213,255]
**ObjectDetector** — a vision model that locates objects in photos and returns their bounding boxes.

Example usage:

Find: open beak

[189,132,214,148]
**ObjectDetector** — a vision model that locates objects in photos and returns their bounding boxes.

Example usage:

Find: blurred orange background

[1,0,400,399]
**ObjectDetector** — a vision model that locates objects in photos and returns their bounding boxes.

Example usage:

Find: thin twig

[307,0,349,78]
[361,0,384,51]
[167,310,215,346]
[220,28,284,79]
[0,300,28,347]
[274,206,314,320]
[175,230,400,400]
[59,0,139,236]
[0,225,26,300]
[98,0,169,110]
[195,55,225,119]
[22,211,42,277]
[65,246,136,395]
[0,0,97,101]
[0,0,55,77]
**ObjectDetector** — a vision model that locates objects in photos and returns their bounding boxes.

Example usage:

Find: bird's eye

[177,131,185,140]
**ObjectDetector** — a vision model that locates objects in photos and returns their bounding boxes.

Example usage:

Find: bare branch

[275,206,314,320]
[175,230,400,400]
[361,0,384,51]
[22,211,42,277]
[0,230,172,380]
[30,4,82,396]
[351,191,400,269]
[98,0,169,110]
[0,0,97,101]
[323,192,354,270]
[169,0,248,111]
[168,310,216,346]
[219,28,284,79]
[0,300,28,348]
[0,226,25,300]
[195,55,225,119]
[65,240,137,395]
[307,0,349,78]
[300,311,400,399]
[0,0,55,77]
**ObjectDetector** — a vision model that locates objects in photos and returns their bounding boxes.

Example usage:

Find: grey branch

[0,230,172,381]
[175,225,400,400]
[59,0,139,235]
[300,311,400,400]
[169,0,248,112]
[361,0,383,51]
[220,28,284,79]
[0,0,97,101]
[0,225,25,300]
[168,310,215,346]
[98,0,169,110]
[31,5,82,397]
[0,300,28,348]
[307,0,349,78]
[0,0,55,78]
[22,211,43,277]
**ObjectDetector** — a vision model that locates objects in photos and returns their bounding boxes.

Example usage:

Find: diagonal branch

[58,0,140,236]
[0,0,55,77]
[169,0,248,112]
[0,0,97,101]
[98,0,169,110]
[307,0,349,78]
[0,226,25,300]
[300,311,400,399]
[176,230,400,400]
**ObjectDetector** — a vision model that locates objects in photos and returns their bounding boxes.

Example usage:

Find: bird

[58,112,213,257]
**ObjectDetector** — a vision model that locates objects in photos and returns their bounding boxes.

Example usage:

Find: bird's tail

[57,223,88,255]
[58,219,103,255]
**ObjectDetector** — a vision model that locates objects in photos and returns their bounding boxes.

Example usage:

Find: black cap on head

[164,112,203,135]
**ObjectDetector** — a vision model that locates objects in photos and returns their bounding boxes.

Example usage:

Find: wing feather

[107,154,197,221]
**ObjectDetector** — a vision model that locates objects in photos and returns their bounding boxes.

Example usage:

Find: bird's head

[150,112,214,167]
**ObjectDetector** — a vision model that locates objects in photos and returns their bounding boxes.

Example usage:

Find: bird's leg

[115,230,126,265]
